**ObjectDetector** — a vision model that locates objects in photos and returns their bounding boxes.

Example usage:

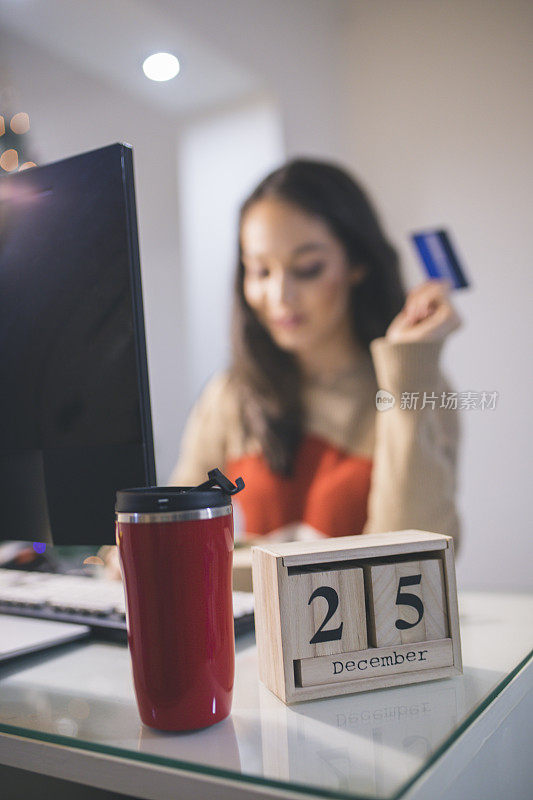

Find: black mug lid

[115,468,244,514]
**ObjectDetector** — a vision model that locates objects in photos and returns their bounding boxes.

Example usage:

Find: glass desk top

[0,591,532,800]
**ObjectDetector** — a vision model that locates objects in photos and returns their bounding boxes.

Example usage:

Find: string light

[0,149,18,171]
[1,111,37,171]
[10,112,30,135]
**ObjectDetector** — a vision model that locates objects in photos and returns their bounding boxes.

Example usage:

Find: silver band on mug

[116,505,233,524]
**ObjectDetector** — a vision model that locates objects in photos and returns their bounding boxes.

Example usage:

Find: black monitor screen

[0,143,156,545]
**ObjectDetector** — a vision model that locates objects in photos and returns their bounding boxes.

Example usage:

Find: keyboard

[0,568,255,642]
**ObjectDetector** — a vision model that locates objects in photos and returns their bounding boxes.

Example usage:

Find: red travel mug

[116,470,244,731]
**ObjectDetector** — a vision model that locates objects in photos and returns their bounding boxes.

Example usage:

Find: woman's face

[241,197,362,356]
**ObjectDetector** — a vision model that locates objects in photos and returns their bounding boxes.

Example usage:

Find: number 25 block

[252,530,462,704]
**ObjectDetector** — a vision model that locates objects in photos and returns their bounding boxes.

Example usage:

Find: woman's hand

[386,280,461,344]
[97,545,122,581]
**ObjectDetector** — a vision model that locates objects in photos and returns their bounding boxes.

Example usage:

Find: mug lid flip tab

[115,468,245,515]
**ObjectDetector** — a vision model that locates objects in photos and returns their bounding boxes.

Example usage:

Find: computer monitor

[0,143,156,546]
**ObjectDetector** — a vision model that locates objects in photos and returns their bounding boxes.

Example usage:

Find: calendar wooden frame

[251,530,462,704]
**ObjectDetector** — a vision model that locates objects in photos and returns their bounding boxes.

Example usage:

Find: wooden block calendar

[251,530,462,704]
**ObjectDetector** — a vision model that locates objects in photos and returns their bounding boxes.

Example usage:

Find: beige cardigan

[170,339,460,545]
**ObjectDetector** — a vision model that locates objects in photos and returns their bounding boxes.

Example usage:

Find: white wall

[341,0,533,590]
[177,98,285,436]
[156,0,352,160]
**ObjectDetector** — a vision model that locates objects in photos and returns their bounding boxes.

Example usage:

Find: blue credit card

[410,229,469,289]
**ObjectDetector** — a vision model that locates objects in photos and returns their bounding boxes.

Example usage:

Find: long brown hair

[230,159,405,475]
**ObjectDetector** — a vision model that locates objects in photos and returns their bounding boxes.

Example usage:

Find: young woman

[170,160,461,545]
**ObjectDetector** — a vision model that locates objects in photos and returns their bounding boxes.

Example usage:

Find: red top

[226,433,372,538]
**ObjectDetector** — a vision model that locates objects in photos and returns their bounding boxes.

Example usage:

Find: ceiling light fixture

[142,52,180,82]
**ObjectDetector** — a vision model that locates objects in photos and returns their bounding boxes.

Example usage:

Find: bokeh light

[0,116,4,136]
[142,52,180,82]
[19,161,37,171]
[0,149,18,171]
[10,112,30,135]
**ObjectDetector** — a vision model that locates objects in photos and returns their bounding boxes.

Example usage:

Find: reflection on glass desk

[0,592,532,800]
